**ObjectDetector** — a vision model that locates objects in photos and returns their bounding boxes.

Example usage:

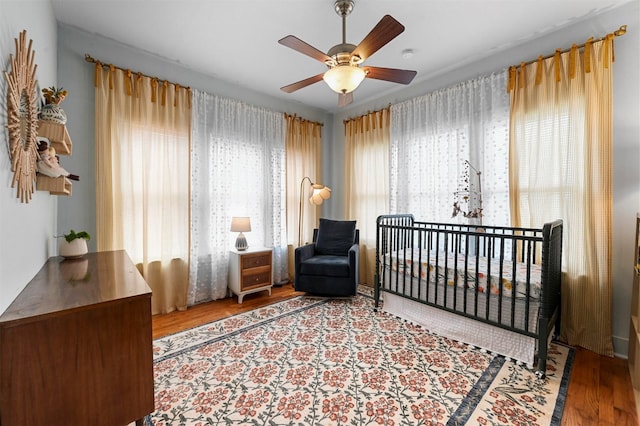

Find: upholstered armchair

[294,219,359,296]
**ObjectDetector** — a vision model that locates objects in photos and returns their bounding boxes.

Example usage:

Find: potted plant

[58,229,91,259]
[40,86,68,124]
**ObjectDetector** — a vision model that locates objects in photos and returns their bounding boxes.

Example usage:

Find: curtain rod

[84,54,191,91]
[284,113,323,127]
[513,25,626,69]
[343,104,390,125]
[87,55,325,126]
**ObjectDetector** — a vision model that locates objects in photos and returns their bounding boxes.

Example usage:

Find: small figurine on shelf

[37,138,79,181]
[40,86,68,124]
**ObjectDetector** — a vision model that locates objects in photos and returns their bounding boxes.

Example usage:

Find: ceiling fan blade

[338,92,353,107]
[280,73,325,93]
[351,15,405,62]
[363,66,417,85]
[278,35,333,64]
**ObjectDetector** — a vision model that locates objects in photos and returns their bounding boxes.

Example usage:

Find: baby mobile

[451,159,483,225]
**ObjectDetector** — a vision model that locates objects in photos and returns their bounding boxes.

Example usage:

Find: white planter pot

[59,238,88,259]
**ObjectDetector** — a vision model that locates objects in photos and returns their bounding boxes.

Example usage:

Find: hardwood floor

[152,284,639,425]
[563,347,638,425]
[152,284,303,339]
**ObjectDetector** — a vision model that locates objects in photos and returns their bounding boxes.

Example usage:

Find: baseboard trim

[613,334,629,359]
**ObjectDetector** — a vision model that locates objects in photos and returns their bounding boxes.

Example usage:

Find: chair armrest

[348,243,360,284]
[294,243,316,286]
[295,243,316,263]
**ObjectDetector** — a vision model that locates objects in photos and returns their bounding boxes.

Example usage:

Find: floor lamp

[298,176,331,247]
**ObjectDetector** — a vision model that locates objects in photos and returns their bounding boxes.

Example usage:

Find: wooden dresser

[0,250,154,425]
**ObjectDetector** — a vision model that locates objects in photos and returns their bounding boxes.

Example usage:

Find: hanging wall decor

[4,30,39,203]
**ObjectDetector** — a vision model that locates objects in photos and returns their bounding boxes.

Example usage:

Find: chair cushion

[315,219,356,256]
[299,255,351,277]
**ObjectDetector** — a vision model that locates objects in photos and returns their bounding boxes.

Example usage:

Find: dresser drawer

[241,253,271,269]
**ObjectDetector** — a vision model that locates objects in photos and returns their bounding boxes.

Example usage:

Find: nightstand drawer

[242,253,271,269]
[242,270,271,290]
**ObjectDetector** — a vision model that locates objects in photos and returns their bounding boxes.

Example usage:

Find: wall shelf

[37,120,72,155]
[36,175,72,196]
[36,120,73,196]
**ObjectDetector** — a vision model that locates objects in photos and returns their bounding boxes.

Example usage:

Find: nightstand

[228,248,273,303]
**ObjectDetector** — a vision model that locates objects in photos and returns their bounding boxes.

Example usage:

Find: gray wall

[330,1,640,357]
[0,0,58,314]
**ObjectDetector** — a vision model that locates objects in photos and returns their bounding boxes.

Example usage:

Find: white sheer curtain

[390,71,510,226]
[189,90,288,305]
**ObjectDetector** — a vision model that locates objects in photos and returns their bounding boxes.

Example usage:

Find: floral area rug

[150,294,573,425]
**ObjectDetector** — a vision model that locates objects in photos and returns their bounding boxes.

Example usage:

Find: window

[391,72,510,227]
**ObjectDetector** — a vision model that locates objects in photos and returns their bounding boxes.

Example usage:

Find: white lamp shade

[230,216,251,232]
[319,187,331,200]
[323,65,366,94]
[310,192,324,205]
[309,186,331,205]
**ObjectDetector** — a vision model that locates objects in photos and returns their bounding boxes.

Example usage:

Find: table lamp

[230,216,251,251]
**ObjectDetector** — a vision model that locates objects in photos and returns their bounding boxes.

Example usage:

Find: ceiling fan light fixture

[323,65,366,94]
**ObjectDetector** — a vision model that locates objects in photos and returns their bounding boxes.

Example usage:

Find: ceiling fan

[278,0,417,107]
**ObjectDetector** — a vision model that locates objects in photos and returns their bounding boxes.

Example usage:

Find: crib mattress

[386,249,542,300]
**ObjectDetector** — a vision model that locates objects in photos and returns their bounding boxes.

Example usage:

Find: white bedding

[381,291,538,367]
[386,249,542,300]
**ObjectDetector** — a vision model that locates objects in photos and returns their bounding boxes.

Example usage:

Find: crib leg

[534,350,547,379]
[535,314,550,380]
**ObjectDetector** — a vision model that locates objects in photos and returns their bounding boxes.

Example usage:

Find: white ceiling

[51,0,631,113]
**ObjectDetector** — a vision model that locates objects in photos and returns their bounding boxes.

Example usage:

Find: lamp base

[235,232,248,251]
